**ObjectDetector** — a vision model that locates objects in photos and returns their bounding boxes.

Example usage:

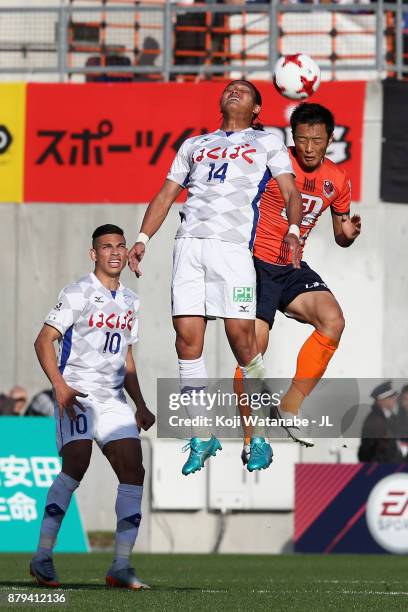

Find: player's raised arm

[124,347,155,431]
[276,172,303,269]
[128,179,183,277]
[330,177,361,247]
[34,324,87,421]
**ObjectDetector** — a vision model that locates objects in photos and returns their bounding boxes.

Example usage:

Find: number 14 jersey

[167,128,294,248]
[45,273,139,403]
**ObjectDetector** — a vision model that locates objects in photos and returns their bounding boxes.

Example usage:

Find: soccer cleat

[29,555,60,588]
[276,407,314,448]
[181,435,222,476]
[106,566,151,590]
[246,437,273,472]
[241,444,250,466]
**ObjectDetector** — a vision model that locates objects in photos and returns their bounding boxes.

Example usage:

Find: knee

[316,309,345,341]
[62,454,90,482]
[175,334,201,358]
[118,463,145,486]
[227,324,256,358]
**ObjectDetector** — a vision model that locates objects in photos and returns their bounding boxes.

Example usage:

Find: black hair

[401,384,408,395]
[222,80,264,131]
[92,224,124,247]
[290,103,335,139]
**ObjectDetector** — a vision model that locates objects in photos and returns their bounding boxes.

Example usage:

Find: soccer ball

[273,54,321,100]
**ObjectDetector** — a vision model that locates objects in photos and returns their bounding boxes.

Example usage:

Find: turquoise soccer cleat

[246,437,273,472]
[181,435,222,475]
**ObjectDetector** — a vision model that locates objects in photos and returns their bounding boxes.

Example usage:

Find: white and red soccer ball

[274,54,321,100]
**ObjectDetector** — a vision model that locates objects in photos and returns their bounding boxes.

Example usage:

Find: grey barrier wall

[1,82,408,552]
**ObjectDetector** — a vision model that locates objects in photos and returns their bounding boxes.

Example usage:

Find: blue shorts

[255,257,332,329]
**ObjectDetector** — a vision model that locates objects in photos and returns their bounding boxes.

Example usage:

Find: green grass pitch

[1,553,408,611]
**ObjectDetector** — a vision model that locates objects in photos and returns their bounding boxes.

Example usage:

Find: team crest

[323,179,335,199]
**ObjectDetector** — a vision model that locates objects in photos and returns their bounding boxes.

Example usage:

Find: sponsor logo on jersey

[281,194,324,227]
[94,295,104,303]
[54,302,62,311]
[304,281,327,289]
[88,310,134,330]
[239,305,250,312]
[233,287,254,303]
[192,144,257,165]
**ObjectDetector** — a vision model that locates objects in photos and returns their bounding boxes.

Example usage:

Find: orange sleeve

[331,174,351,216]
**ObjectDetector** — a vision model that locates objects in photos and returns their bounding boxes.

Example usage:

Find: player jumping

[236,103,361,468]
[30,224,155,590]
[128,80,302,476]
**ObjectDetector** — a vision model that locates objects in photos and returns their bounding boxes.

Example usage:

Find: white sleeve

[128,297,140,345]
[45,286,85,335]
[167,138,192,188]
[266,137,294,178]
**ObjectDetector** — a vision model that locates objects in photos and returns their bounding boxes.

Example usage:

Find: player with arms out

[128,80,302,476]
[30,224,155,590]
[236,103,361,466]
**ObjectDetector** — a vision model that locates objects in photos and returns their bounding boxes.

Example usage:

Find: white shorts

[55,395,139,455]
[171,237,256,319]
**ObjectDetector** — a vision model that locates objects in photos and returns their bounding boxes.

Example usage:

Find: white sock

[36,472,79,559]
[112,484,143,570]
[240,354,268,439]
[178,355,208,392]
[240,353,266,379]
[178,356,209,428]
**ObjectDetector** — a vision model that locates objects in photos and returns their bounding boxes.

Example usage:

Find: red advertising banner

[24,81,365,203]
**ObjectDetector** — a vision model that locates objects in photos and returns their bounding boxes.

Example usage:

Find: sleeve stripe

[331,208,350,217]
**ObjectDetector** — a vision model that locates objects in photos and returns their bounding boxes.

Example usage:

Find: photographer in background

[358,381,403,463]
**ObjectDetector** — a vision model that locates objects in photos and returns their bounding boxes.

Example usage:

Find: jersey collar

[217,127,254,137]
[90,272,123,295]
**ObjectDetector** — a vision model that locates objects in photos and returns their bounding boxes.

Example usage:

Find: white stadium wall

[1,82,408,552]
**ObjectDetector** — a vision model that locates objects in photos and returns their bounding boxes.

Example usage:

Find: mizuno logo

[239,305,249,312]
[94,296,104,303]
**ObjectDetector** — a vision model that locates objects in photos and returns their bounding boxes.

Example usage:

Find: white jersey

[45,273,139,403]
[167,128,293,247]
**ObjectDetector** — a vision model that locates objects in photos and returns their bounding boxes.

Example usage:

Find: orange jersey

[253,147,351,265]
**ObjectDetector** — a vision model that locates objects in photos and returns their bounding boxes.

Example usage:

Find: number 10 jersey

[45,273,139,403]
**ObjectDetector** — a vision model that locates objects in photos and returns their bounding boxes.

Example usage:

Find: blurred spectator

[0,386,54,417]
[397,384,408,456]
[174,0,239,79]
[0,392,15,415]
[26,390,54,417]
[133,37,161,82]
[358,381,403,463]
[8,385,28,416]
[85,51,133,83]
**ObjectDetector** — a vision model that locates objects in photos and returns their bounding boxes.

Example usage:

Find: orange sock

[281,330,339,414]
[233,365,252,444]
[293,330,339,397]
